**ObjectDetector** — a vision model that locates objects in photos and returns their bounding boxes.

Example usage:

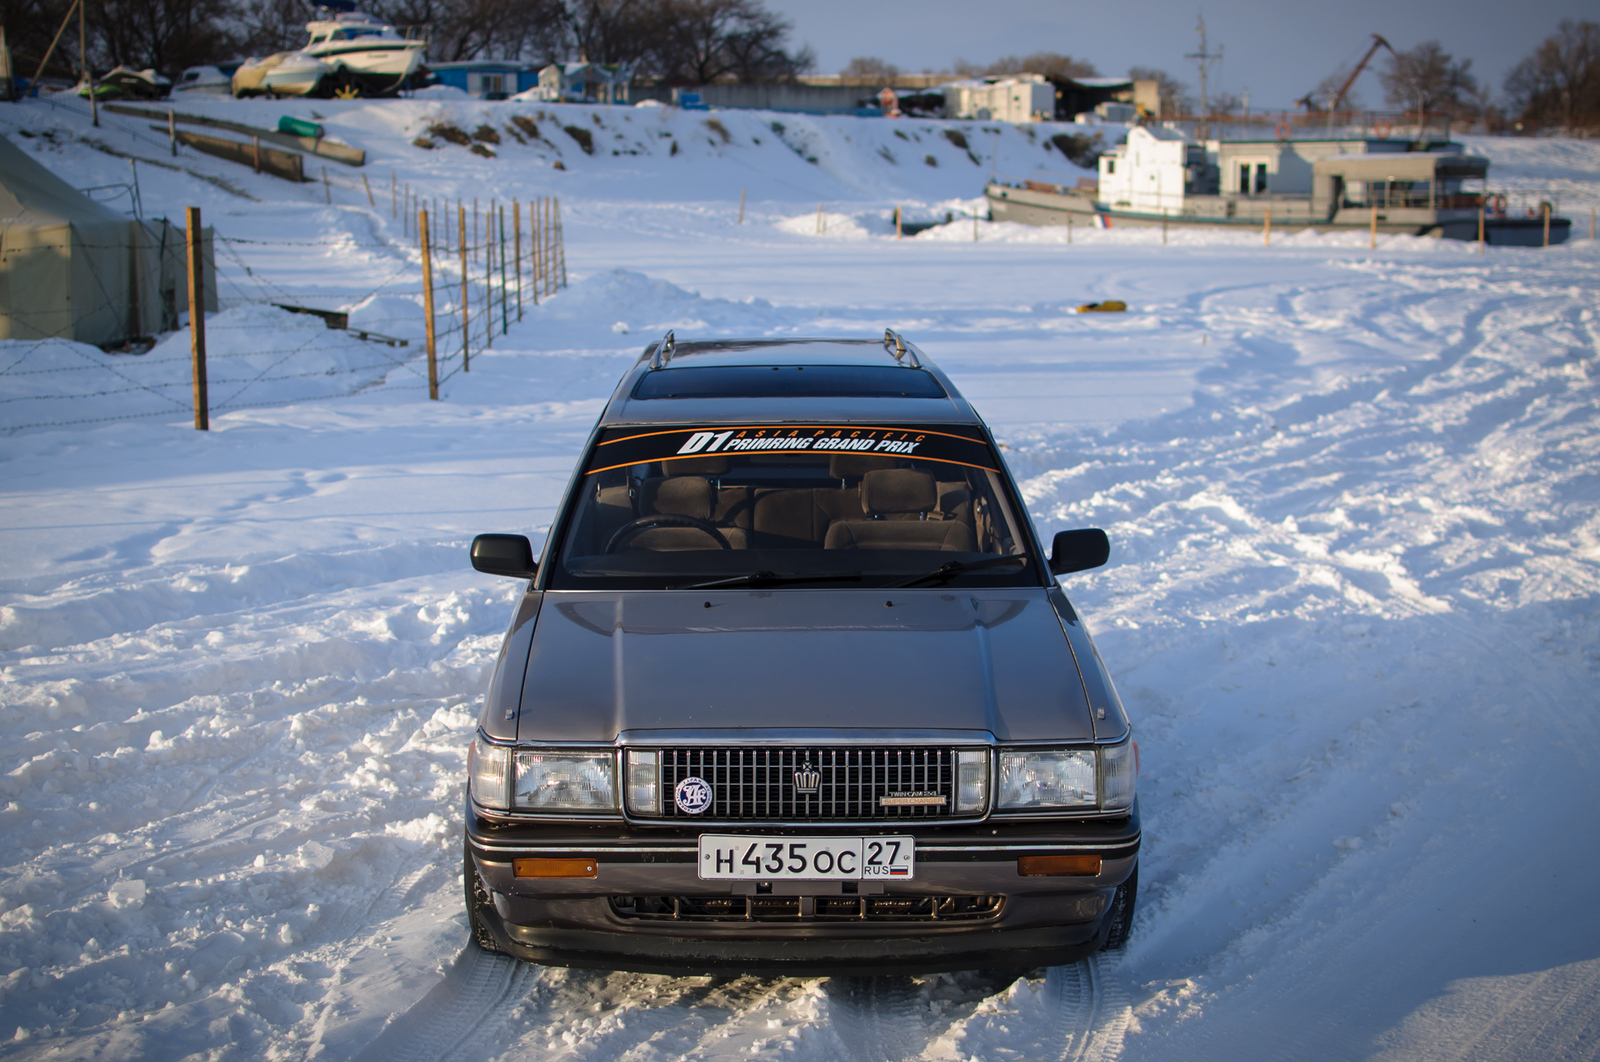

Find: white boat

[173,65,233,95]
[232,7,425,98]
[233,51,332,98]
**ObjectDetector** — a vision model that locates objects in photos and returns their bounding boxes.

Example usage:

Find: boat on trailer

[233,4,425,98]
[987,125,1571,246]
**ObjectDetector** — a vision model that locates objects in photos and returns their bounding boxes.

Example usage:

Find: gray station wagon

[463,331,1139,974]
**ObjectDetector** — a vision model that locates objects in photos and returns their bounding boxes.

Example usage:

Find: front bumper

[465,802,1140,975]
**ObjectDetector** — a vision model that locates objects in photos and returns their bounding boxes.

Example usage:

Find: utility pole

[1185,12,1222,141]
[79,0,97,125]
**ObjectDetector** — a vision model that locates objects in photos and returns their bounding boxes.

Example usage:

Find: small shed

[429,60,536,99]
[535,62,630,104]
[0,133,214,344]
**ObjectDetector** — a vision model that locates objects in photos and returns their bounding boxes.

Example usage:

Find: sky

[766,0,1593,112]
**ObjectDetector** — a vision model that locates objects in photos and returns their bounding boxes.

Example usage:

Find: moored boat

[987,125,1571,246]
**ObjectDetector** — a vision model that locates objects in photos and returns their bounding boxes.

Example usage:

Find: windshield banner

[589,424,996,474]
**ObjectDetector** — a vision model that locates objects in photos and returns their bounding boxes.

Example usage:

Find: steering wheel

[606,514,733,552]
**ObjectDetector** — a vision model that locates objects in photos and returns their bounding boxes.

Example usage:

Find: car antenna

[883,328,920,368]
[649,330,676,370]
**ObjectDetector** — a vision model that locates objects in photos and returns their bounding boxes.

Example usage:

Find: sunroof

[631,365,947,400]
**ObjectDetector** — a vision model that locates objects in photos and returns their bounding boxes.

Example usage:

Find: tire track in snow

[352,946,536,1062]
[929,958,1131,1062]
[826,976,931,1062]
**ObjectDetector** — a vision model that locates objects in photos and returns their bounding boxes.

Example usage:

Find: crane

[1296,34,1395,112]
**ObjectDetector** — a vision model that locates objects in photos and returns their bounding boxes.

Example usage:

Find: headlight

[1101,739,1137,809]
[625,749,660,814]
[470,737,616,813]
[470,733,510,810]
[998,750,1097,809]
[956,749,989,813]
[513,751,615,811]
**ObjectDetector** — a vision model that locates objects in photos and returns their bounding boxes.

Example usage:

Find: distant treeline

[4,0,812,84]
[850,24,1600,132]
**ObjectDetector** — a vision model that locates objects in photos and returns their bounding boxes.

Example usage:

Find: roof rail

[648,330,676,370]
[883,328,921,368]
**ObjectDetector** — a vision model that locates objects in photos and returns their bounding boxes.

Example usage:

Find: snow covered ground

[2,95,1599,1061]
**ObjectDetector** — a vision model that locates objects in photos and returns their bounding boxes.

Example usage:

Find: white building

[533,61,630,104]
[1096,126,1208,214]
[943,75,1055,122]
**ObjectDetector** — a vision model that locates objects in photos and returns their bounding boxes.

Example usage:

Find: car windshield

[547,423,1040,589]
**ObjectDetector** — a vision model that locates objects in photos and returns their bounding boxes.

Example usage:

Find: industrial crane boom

[1296,33,1395,112]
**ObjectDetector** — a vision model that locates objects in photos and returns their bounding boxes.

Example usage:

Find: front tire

[463,837,506,953]
[1099,865,1137,951]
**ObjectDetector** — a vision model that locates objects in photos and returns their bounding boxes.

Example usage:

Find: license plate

[698,835,915,881]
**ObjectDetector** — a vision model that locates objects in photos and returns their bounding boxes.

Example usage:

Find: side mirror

[471,534,538,580]
[1049,528,1109,575]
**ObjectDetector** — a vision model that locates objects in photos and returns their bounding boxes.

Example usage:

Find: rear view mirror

[1049,529,1110,575]
[471,534,538,580]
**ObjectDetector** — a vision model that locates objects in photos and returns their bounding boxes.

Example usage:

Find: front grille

[611,894,1004,922]
[651,746,960,821]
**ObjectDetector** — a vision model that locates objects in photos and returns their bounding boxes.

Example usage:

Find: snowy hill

[1,94,1599,1061]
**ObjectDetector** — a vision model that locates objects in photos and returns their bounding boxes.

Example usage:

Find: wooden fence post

[168,108,176,157]
[1478,206,1485,253]
[1543,202,1550,248]
[816,201,823,235]
[186,206,208,431]
[895,205,902,240]
[1369,203,1377,249]
[483,200,493,349]
[322,167,332,204]
[1263,206,1271,246]
[555,198,567,289]
[514,199,523,320]
[420,208,438,400]
[499,204,508,335]
[1067,213,1072,244]
[252,136,261,174]
[534,196,547,305]
[738,187,746,224]
[459,203,470,371]
[361,173,374,208]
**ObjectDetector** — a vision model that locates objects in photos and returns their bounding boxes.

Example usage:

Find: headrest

[830,454,897,479]
[861,469,936,516]
[640,476,713,520]
[666,455,728,476]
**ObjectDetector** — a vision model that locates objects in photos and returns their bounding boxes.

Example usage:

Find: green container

[277,115,324,139]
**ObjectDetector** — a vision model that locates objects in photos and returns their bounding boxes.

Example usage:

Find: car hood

[515,589,1094,743]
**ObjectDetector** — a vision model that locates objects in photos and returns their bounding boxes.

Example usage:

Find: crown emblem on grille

[793,762,821,794]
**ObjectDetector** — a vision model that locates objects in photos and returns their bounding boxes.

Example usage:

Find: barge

[987,126,1570,245]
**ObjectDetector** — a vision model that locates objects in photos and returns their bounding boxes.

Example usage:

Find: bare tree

[3,0,84,80]
[1128,66,1188,114]
[1380,40,1479,118]
[96,0,239,72]
[1504,19,1600,130]
[649,0,809,84]
[1308,66,1364,111]
[841,55,897,80]
[954,52,1096,80]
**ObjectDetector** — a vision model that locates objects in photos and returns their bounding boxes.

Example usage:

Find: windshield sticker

[590,425,996,474]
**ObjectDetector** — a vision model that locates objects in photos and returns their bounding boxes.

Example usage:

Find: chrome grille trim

[650,746,960,822]
[610,894,1004,922]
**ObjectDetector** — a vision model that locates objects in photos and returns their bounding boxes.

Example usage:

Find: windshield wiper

[889,555,1028,589]
[685,570,863,590]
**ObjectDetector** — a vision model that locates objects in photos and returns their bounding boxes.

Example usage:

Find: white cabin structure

[944,75,1055,122]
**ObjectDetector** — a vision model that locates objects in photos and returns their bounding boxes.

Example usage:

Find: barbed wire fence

[0,143,570,434]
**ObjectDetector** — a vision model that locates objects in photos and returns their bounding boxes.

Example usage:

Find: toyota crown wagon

[463,331,1139,975]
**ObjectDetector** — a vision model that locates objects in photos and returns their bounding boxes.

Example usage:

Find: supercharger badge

[674,776,714,815]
